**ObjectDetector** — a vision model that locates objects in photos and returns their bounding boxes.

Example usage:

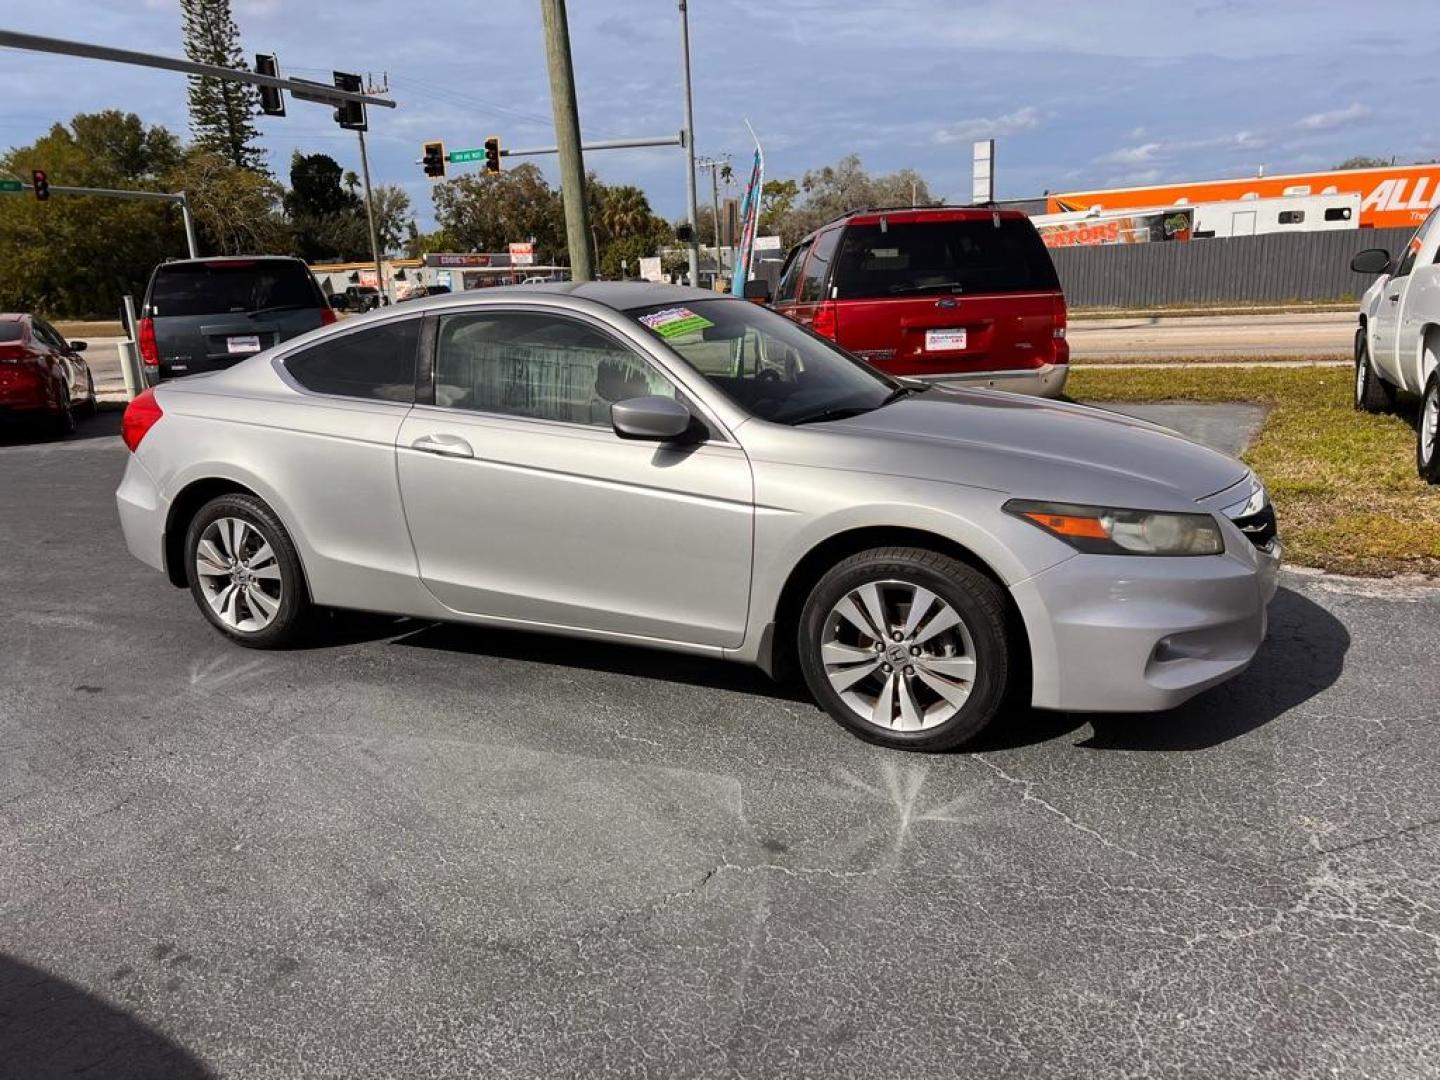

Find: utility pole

[697,155,729,280]
[356,127,386,302]
[539,0,593,281]
[678,1,700,286]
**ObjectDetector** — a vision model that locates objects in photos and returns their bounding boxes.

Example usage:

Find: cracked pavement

[3,414,1439,1078]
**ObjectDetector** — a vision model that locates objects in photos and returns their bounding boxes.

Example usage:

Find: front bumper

[915,362,1068,399]
[1011,536,1281,713]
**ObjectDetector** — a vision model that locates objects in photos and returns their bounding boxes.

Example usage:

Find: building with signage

[309,252,567,300]
[1047,162,1440,231]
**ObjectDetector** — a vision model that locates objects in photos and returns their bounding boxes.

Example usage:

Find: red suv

[769,207,1068,397]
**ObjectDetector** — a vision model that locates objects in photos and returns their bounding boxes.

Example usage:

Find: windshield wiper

[248,303,307,317]
[887,281,965,296]
[791,405,876,426]
[878,384,927,407]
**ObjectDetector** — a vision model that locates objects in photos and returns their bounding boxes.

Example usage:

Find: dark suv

[770,207,1068,397]
[137,256,335,381]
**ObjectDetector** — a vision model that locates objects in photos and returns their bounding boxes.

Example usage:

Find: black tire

[184,493,313,648]
[1354,330,1395,413]
[1419,373,1440,484]
[49,384,76,438]
[78,371,98,418]
[797,546,1012,751]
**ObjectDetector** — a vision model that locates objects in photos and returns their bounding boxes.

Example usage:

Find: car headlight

[1004,499,1225,556]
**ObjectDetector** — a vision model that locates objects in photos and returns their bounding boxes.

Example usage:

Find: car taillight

[137,317,159,368]
[812,301,838,341]
[1052,296,1069,363]
[319,306,338,326]
[121,388,163,452]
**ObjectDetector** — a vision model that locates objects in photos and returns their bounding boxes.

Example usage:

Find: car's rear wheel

[49,384,76,438]
[1419,373,1440,484]
[185,493,312,648]
[797,546,1011,751]
[1355,330,1395,413]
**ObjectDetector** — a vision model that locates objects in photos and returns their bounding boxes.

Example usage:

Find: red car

[0,313,98,435]
[769,206,1068,397]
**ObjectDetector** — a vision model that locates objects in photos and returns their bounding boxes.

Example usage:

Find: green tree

[431,163,565,261]
[759,178,798,240]
[285,151,368,261]
[1335,156,1392,170]
[779,155,938,241]
[180,0,265,171]
[168,148,289,255]
[370,184,414,255]
[0,111,187,317]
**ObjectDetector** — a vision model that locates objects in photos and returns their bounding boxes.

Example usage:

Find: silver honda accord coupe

[116,282,1281,750]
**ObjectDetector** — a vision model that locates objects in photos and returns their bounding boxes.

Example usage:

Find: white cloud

[1099,142,1163,164]
[1297,103,1372,131]
[933,105,1042,145]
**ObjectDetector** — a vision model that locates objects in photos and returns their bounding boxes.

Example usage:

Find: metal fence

[1049,226,1415,307]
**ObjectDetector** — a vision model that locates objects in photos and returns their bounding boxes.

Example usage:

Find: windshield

[628,299,898,424]
[148,260,320,317]
[833,218,1059,298]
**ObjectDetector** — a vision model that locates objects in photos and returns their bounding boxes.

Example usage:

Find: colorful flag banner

[730,122,765,296]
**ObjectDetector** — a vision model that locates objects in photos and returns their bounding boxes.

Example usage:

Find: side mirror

[1350,248,1391,275]
[611,395,695,441]
[744,280,772,305]
[68,340,88,351]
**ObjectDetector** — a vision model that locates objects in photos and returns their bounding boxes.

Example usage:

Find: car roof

[0,313,27,322]
[401,280,737,315]
[156,255,308,269]
[798,204,1029,243]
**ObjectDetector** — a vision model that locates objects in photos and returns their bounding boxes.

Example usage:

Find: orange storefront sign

[1048,164,1440,230]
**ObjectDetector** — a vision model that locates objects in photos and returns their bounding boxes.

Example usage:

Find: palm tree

[600,185,652,239]
[343,170,360,198]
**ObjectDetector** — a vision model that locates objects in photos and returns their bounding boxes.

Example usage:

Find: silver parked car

[117,283,1281,750]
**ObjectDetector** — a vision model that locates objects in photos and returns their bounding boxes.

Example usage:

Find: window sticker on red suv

[639,307,714,339]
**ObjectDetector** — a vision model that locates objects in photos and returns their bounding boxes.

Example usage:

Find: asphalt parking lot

[4,411,1440,1079]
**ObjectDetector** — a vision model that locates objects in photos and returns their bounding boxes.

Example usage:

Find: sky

[2,0,1438,231]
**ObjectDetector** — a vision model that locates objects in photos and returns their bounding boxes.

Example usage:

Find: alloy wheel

[1355,350,1367,404]
[194,517,284,632]
[820,579,978,733]
[1424,383,1439,464]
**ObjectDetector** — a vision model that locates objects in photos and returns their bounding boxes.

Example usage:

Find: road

[81,310,1358,403]
[3,414,1439,1079]
[1068,310,1354,360]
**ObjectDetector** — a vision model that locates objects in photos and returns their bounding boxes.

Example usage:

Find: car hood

[763,387,1251,510]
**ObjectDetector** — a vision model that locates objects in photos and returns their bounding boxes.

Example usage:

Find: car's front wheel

[1419,373,1440,484]
[185,493,313,647]
[797,547,1012,751]
[1355,330,1395,413]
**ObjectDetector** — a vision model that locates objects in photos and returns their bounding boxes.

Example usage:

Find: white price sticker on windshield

[925,329,967,352]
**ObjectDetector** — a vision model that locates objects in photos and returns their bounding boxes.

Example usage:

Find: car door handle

[1388,293,1400,302]
[410,433,474,458]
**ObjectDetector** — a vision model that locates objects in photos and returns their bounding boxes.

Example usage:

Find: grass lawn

[1067,365,1440,577]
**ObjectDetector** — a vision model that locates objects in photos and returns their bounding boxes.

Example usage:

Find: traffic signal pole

[678,1,701,286]
[356,128,386,303]
[538,0,593,282]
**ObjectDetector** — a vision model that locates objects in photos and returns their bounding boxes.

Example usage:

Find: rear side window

[799,228,840,302]
[0,322,23,343]
[832,218,1061,299]
[149,260,320,317]
[775,240,811,303]
[285,318,419,403]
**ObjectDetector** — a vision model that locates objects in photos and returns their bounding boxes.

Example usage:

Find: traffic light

[332,71,367,131]
[422,141,446,180]
[255,53,286,116]
[31,169,49,202]
[484,136,501,175]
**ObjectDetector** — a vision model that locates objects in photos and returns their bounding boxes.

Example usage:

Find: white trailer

[1189,192,1360,238]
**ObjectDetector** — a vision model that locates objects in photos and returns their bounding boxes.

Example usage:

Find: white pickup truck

[1352,206,1440,481]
